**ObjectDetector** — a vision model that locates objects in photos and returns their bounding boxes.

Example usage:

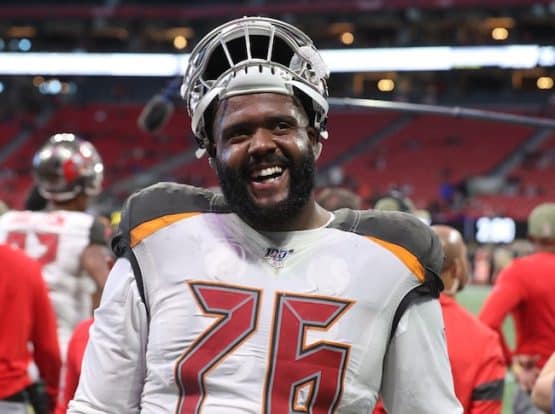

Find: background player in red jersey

[0,244,61,413]
[432,224,506,413]
[479,202,555,414]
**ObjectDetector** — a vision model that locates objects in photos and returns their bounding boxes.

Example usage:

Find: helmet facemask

[181,17,330,158]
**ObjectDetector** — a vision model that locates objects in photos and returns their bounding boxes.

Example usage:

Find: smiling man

[213,92,326,231]
[68,17,462,414]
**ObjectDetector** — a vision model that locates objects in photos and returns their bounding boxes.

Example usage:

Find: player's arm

[468,331,506,414]
[80,217,112,289]
[478,265,524,365]
[30,255,62,411]
[531,352,555,412]
[478,265,523,330]
[68,258,148,414]
[80,244,111,288]
[380,297,462,414]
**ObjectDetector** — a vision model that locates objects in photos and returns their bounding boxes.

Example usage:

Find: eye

[273,120,294,134]
[224,128,250,143]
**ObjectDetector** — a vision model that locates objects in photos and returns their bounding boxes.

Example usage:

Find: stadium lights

[537,76,554,90]
[491,27,509,41]
[0,45,553,76]
[173,35,188,50]
[340,32,354,45]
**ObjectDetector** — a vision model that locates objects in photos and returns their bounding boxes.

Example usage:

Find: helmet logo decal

[62,158,79,183]
[33,133,103,202]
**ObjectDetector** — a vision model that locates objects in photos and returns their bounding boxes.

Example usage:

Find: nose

[248,127,276,156]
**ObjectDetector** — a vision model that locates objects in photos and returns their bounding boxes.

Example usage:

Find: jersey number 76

[175,282,353,414]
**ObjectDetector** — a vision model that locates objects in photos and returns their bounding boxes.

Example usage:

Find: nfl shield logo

[264,247,294,268]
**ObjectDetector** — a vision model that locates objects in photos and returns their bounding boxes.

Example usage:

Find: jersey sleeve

[479,262,524,329]
[478,262,524,364]
[468,330,506,414]
[380,297,462,414]
[30,254,62,410]
[68,258,148,414]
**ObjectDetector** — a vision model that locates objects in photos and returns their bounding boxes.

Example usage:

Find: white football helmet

[32,133,104,202]
[181,16,330,157]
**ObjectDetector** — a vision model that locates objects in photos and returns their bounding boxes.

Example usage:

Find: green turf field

[457,284,516,414]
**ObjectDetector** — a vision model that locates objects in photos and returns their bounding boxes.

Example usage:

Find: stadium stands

[0,103,552,220]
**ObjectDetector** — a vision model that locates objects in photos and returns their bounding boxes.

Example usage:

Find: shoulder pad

[330,209,444,296]
[112,182,229,256]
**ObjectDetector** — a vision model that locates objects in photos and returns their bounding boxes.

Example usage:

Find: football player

[69,17,461,413]
[0,133,111,355]
[480,202,555,414]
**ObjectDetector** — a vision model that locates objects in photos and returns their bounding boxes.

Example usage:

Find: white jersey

[70,183,462,414]
[0,209,106,353]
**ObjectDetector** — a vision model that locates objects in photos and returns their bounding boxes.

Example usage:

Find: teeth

[254,166,283,179]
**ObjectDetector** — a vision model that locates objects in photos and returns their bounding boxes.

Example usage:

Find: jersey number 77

[6,230,59,265]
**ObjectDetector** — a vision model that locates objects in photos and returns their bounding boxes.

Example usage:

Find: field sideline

[457,285,516,414]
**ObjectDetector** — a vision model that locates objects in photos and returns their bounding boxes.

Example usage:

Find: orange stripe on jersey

[130,212,200,247]
[367,236,425,282]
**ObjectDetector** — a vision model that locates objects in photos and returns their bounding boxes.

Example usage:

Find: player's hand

[512,354,541,392]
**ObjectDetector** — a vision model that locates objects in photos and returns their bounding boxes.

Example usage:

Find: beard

[215,149,316,230]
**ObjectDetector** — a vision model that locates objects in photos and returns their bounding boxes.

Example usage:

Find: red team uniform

[55,319,93,414]
[479,252,555,369]
[0,244,61,410]
[440,294,506,413]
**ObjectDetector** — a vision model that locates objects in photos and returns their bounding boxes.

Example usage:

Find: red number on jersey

[264,294,352,413]
[6,231,25,250]
[6,231,59,265]
[175,283,353,414]
[175,282,261,414]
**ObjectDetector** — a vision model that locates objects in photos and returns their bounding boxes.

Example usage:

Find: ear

[452,257,466,292]
[445,277,460,296]
[441,262,458,296]
[313,142,323,160]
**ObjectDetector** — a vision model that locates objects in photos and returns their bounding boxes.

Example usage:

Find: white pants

[0,401,29,414]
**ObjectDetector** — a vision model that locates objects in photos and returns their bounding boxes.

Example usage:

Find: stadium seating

[341,114,535,211]
[0,104,552,220]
